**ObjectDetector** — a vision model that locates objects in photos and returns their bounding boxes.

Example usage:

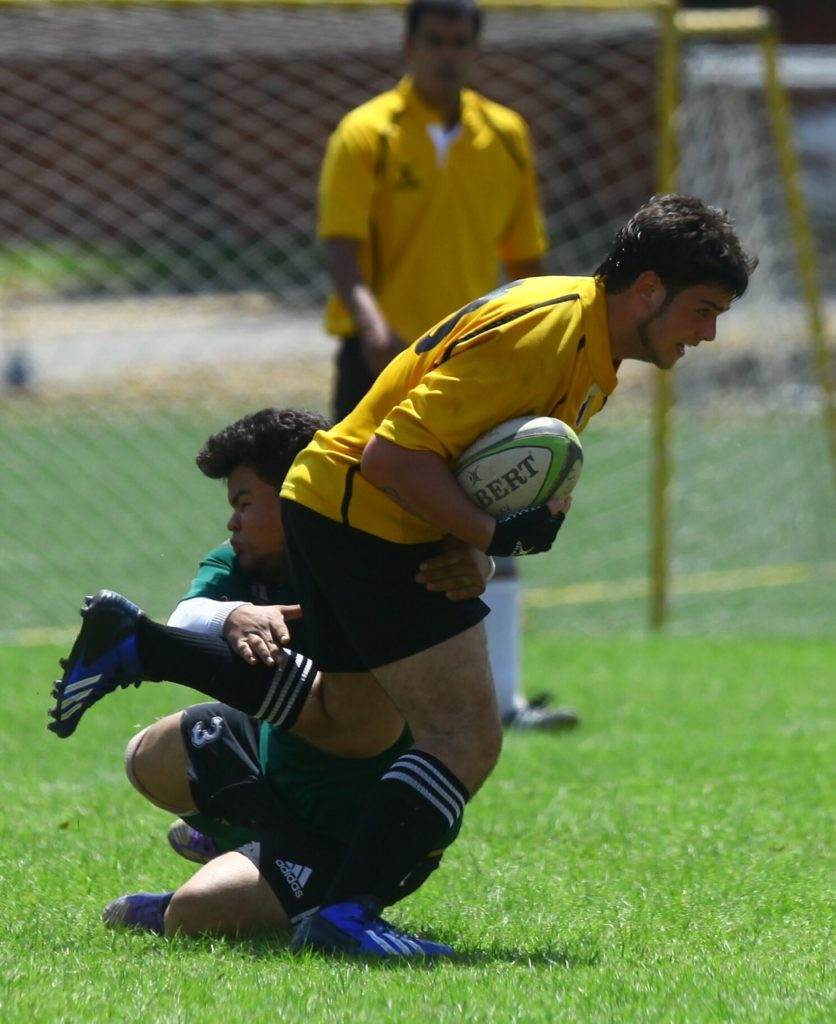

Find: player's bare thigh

[292,671,406,756]
[372,621,501,794]
[165,852,290,937]
[126,712,196,814]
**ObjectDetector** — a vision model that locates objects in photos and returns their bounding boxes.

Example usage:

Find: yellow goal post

[649,6,834,628]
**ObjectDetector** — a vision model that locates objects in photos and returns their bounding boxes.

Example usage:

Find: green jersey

[181,541,296,608]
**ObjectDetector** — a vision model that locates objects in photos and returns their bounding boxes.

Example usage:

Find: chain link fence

[0,2,832,637]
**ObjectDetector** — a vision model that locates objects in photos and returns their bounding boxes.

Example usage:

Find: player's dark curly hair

[195,407,330,488]
[406,0,482,37]
[594,193,758,299]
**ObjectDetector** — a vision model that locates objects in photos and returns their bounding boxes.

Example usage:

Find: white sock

[483,576,523,717]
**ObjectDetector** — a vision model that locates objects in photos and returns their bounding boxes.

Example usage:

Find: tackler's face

[634,278,732,371]
[225,464,287,581]
[405,13,478,108]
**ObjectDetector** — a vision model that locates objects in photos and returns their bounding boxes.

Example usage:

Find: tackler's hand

[223,603,302,666]
[416,534,493,600]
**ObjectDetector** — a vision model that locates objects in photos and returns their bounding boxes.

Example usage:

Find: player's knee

[164,872,234,937]
[125,713,193,813]
[124,724,156,798]
[488,722,503,767]
[164,885,210,937]
[472,719,503,791]
[436,716,502,796]
[454,708,503,794]
[165,861,289,938]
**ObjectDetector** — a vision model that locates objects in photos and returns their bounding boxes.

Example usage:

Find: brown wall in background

[685,1,836,44]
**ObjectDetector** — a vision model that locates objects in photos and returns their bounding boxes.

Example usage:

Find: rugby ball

[454,416,583,517]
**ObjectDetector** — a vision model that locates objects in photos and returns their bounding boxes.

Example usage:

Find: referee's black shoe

[502,693,580,732]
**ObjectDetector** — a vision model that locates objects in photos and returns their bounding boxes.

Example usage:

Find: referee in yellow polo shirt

[318,0,574,732]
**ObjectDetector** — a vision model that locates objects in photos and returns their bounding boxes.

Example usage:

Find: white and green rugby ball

[454,416,583,517]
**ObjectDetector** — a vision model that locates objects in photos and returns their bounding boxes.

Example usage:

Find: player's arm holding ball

[360,435,570,556]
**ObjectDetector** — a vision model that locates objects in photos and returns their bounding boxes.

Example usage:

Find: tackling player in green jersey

[58,408,489,938]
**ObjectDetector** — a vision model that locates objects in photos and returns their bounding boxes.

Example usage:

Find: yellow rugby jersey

[318,76,547,343]
[282,276,617,545]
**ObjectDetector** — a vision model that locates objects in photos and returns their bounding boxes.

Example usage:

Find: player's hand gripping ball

[454,416,583,518]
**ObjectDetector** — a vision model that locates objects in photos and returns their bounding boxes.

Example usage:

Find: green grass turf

[2,399,833,638]
[2,635,833,1023]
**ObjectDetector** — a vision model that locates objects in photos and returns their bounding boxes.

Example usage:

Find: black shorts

[281,499,489,671]
[180,703,442,922]
[333,335,376,421]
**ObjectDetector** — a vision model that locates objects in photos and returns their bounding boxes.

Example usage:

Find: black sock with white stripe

[135,619,314,728]
[321,749,469,909]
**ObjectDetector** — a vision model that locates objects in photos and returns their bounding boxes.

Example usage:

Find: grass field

[2,396,834,638]
[2,347,834,1019]
[2,633,833,1023]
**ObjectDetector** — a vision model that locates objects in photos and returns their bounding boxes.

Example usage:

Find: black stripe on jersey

[371,106,406,290]
[373,131,389,181]
[341,464,360,525]
[552,336,588,413]
[438,293,580,364]
[477,104,525,171]
[373,106,405,180]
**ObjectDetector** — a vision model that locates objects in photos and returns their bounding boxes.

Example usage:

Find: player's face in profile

[636,283,732,370]
[225,464,286,580]
[404,13,478,110]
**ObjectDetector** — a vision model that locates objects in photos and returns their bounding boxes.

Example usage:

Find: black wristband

[487,506,566,557]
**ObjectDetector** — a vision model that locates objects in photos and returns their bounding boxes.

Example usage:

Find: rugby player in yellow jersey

[51,195,757,957]
[276,192,757,957]
[318,0,569,732]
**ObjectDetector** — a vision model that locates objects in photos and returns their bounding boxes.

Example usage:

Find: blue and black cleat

[291,898,453,958]
[48,589,145,738]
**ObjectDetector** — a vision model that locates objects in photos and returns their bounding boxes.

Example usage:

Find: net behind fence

[0,2,833,638]
[0,3,660,302]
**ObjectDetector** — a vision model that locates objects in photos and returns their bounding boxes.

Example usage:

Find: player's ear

[633,270,666,315]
